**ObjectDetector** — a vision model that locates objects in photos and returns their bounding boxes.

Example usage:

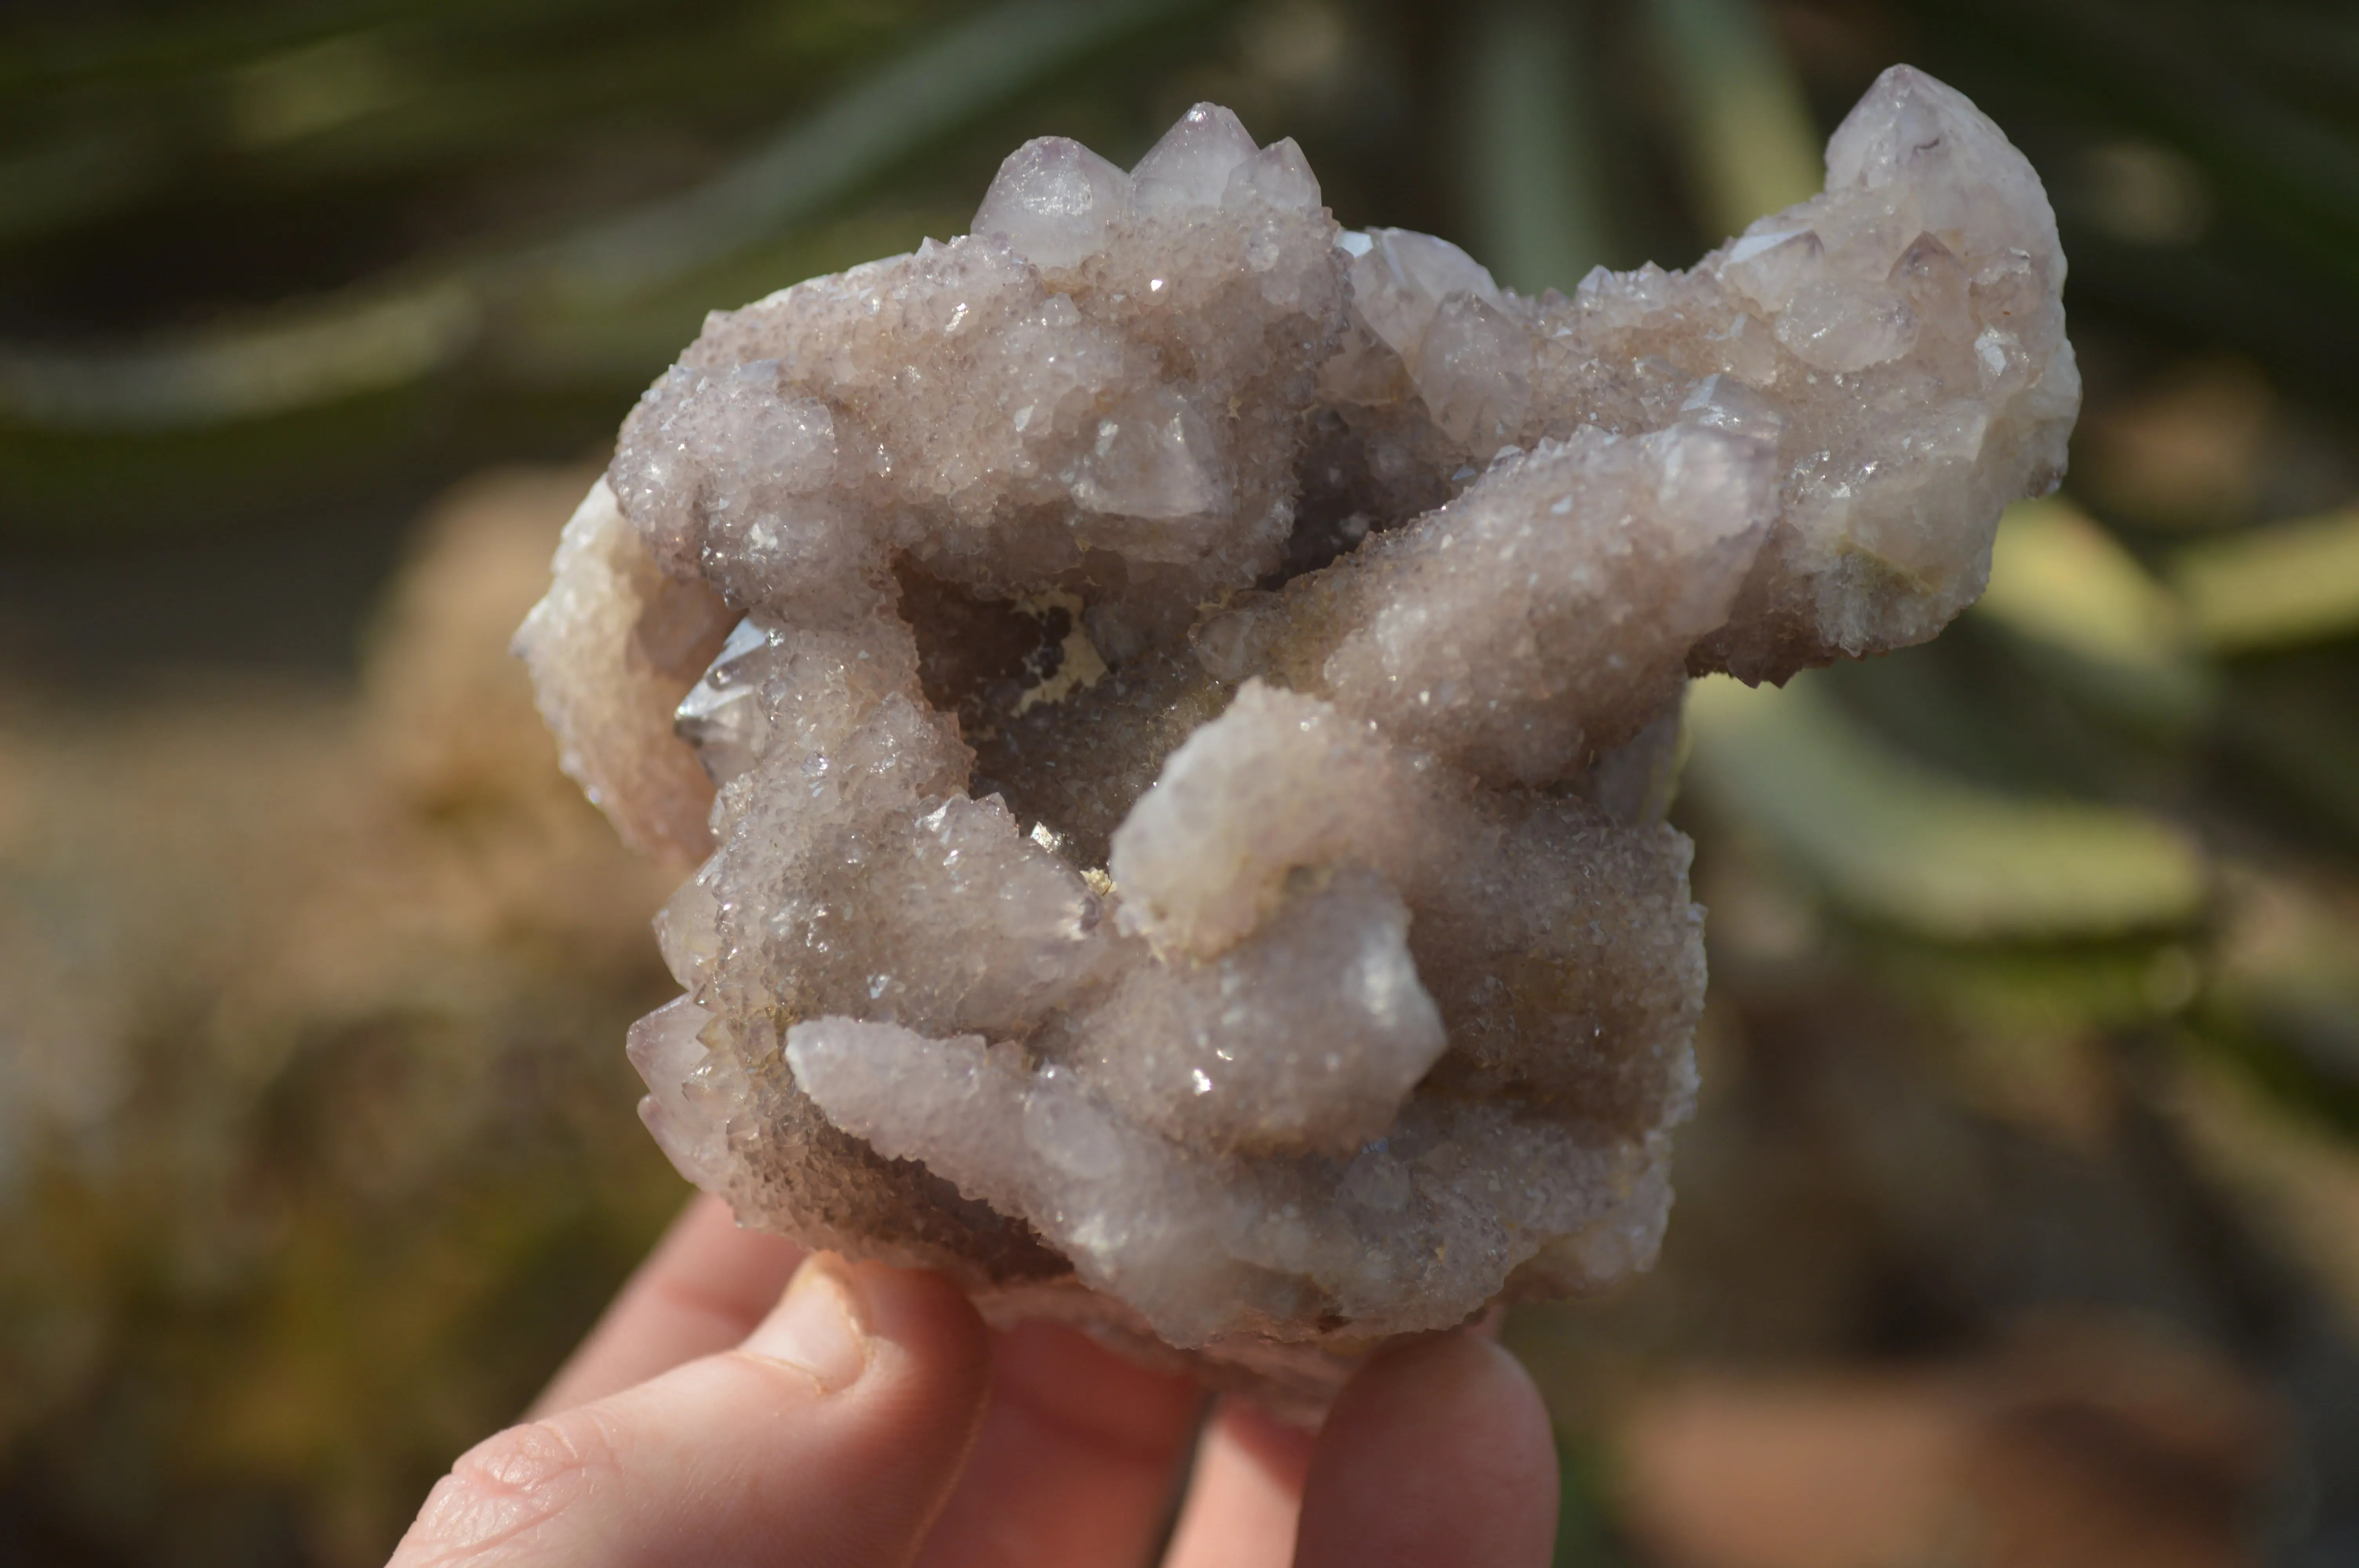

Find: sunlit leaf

[1687,672,2208,939]
[1971,494,2218,732]
[2172,507,2359,652]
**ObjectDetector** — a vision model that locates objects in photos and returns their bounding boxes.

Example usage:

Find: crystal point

[974,136,1133,271]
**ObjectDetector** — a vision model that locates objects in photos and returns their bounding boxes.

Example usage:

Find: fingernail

[743,1256,870,1394]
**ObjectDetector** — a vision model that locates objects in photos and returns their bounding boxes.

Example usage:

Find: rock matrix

[519,67,2076,1410]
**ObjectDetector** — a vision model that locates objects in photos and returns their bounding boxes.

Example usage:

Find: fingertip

[729,1254,991,1469]
[1213,1397,1318,1496]
[1161,1397,1317,1568]
[1330,1333,1554,1457]
[1293,1333,1559,1568]
[832,1256,994,1424]
[790,1259,993,1560]
[914,1321,1203,1568]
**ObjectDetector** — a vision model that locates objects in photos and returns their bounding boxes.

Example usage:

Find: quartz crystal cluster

[518,66,2076,1410]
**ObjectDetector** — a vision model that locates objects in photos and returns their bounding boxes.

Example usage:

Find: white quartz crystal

[519,66,2076,1413]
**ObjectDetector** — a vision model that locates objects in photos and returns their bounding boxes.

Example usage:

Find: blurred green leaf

[0,281,481,428]
[1645,0,1821,237]
[1971,495,2218,734]
[1688,672,2208,940]
[1456,1,1617,295]
[0,0,1213,433]
[2172,508,2359,652]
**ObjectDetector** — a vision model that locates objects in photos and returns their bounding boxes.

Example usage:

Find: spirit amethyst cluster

[519,67,2075,1410]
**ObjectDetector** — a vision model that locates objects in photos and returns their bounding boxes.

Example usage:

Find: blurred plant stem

[1456,0,1618,295]
[1645,0,1820,237]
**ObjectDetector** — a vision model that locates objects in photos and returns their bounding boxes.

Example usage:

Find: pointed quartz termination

[517,66,2076,1416]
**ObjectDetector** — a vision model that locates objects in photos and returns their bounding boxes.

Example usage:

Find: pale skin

[389,1194,1561,1568]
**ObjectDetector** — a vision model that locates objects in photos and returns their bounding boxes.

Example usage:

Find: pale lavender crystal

[518,66,2077,1413]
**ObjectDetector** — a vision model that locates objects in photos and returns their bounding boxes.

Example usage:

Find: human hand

[389,1194,1560,1568]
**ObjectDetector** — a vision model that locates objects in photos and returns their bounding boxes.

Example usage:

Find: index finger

[531,1192,804,1415]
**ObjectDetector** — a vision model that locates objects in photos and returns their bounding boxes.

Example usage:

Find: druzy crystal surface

[518,67,2076,1408]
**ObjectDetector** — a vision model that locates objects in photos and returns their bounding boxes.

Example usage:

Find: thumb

[390,1256,989,1568]
[1292,1334,1559,1568]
